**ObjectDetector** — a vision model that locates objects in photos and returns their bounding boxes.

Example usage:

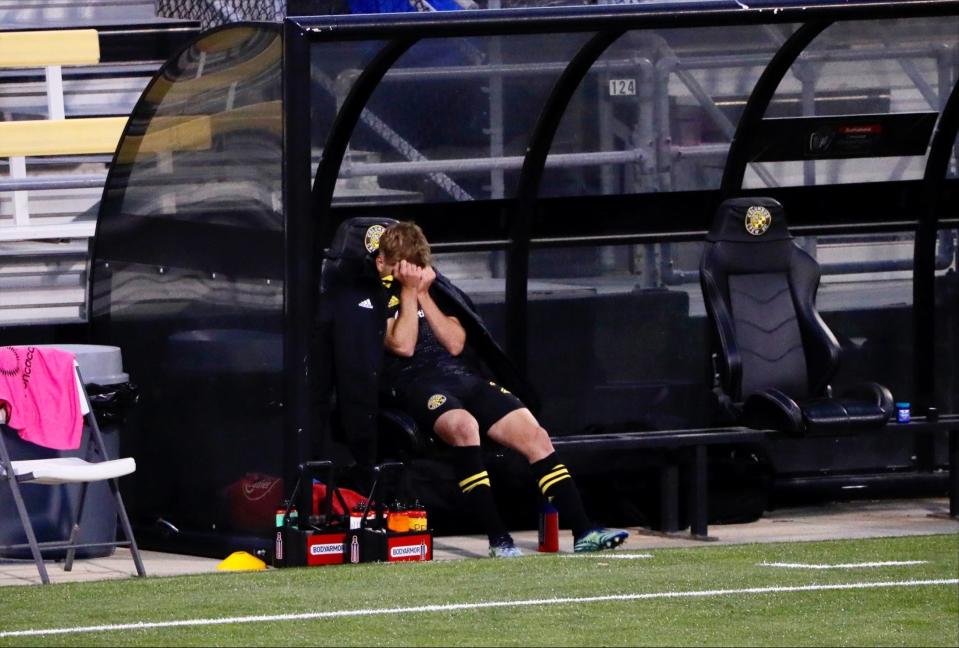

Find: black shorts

[396,373,526,435]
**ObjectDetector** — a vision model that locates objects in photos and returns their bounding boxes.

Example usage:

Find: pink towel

[0,346,82,451]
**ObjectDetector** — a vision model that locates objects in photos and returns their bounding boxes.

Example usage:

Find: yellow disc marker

[217,551,267,572]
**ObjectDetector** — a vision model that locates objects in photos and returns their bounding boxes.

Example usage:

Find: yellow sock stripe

[462,478,491,494]
[458,470,489,490]
[541,473,572,495]
[537,466,569,490]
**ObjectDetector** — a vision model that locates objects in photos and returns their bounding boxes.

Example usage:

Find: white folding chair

[0,363,145,584]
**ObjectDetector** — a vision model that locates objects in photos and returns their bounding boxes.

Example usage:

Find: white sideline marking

[562,553,654,559]
[760,561,928,570]
[1,579,955,639]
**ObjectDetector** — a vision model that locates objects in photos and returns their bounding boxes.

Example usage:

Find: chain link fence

[156,0,600,27]
[156,0,286,28]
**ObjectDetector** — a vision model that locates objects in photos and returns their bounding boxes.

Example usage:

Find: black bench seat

[551,427,768,452]
[551,416,959,539]
[552,427,770,539]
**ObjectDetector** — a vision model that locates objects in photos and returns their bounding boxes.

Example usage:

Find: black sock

[530,452,592,539]
[451,446,508,544]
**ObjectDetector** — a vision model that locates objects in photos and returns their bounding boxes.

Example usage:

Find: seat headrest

[328,217,399,259]
[706,197,792,243]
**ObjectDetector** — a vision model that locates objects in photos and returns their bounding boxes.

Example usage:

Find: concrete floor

[1,497,955,586]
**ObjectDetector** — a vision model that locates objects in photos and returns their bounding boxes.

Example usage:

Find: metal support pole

[283,21,318,510]
[9,156,30,227]
[487,0,505,199]
[935,44,959,165]
[949,428,958,518]
[659,459,680,533]
[45,65,66,121]
[0,174,110,192]
[598,68,616,194]
[634,57,656,193]
[688,444,709,539]
[337,148,650,177]
[797,60,818,186]
[654,57,675,192]
[487,39,506,199]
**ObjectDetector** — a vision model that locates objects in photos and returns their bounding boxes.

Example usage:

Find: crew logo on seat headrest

[744,205,772,236]
[364,224,386,254]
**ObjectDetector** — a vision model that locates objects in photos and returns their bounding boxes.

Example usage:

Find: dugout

[89,1,959,556]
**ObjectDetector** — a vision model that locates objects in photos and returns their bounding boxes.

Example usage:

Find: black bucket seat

[699,197,894,435]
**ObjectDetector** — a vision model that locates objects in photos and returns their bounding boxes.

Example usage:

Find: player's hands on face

[395,259,424,289]
[418,265,436,294]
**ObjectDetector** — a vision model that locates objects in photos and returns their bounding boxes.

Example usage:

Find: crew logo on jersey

[427,394,447,410]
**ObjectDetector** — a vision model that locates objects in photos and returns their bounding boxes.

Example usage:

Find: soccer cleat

[573,527,629,553]
[488,534,524,558]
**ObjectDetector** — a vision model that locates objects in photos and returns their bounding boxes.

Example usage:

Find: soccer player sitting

[375,221,629,557]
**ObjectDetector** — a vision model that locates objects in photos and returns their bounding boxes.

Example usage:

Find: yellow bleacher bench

[0,117,127,158]
[0,29,100,68]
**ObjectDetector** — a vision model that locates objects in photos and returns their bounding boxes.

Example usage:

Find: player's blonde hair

[379,221,432,267]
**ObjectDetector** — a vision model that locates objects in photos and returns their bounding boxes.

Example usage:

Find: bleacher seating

[0,2,200,325]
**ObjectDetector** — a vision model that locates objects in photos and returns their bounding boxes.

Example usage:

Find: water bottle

[896,402,911,424]
[408,500,428,532]
[275,500,298,528]
[538,502,559,553]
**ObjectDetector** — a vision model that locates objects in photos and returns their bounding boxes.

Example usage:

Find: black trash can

[0,344,136,559]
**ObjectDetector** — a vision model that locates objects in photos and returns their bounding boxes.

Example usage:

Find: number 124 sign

[608,79,636,96]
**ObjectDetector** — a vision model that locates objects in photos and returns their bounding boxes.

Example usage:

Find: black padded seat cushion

[801,398,891,435]
[743,388,892,436]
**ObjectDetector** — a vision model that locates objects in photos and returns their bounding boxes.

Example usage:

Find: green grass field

[1,534,957,646]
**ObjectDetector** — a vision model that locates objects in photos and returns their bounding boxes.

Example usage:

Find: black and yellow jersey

[381,275,472,391]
